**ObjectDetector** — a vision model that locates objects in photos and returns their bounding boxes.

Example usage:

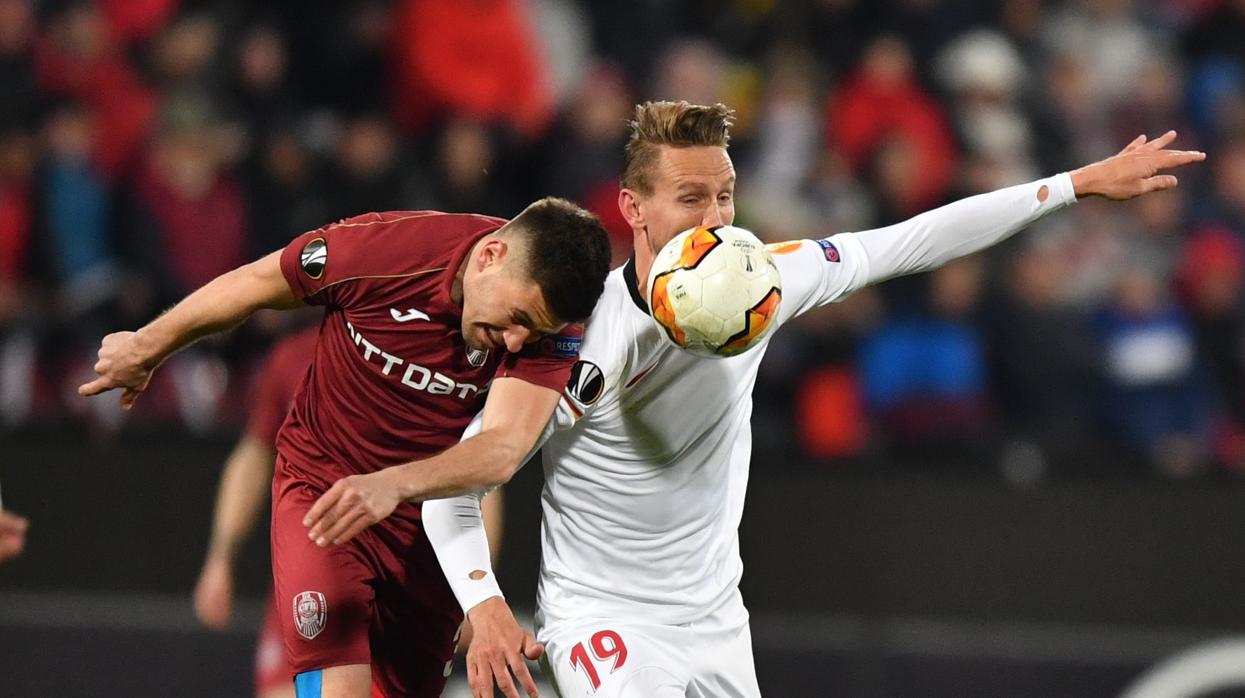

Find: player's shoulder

[580,269,644,351]
[325,210,504,247]
[314,210,506,277]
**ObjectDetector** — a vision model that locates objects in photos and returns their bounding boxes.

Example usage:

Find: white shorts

[536,604,760,698]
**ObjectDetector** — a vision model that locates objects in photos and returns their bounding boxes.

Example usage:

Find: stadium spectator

[860,258,990,458]
[827,35,958,216]
[1095,259,1211,477]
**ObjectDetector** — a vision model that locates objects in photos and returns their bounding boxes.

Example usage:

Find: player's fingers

[77,376,115,397]
[1145,174,1178,192]
[491,656,520,698]
[523,639,544,661]
[316,507,366,547]
[508,652,540,697]
[1155,149,1206,170]
[120,388,140,410]
[1120,133,1146,154]
[467,658,487,698]
[331,513,375,545]
[303,484,341,530]
[1145,130,1177,151]
[468,656,488,696]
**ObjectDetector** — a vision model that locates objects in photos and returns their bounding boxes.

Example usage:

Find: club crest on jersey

[539,333,582,358]
[293,591,327,640]
[566,360,604,405]
[300,238,327,279]
[466,346,489,367]
[816,239,840,263]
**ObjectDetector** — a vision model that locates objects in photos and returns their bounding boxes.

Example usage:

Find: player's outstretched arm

[78,250,302,409]
[193,435,276,629]
[303,377,557,547]
[845,131,1204,289]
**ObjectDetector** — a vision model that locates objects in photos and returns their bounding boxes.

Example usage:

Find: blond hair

[620,101,734,195]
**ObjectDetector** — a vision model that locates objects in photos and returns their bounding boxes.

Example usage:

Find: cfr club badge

[293,590,327,640]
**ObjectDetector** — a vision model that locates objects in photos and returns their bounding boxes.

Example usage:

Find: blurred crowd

[2,0,1245,480]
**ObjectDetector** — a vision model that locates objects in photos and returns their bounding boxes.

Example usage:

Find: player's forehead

[653,145,734,192]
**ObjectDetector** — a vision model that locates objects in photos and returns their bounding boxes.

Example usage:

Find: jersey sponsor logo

[300,238,327,279]
[566,361,604,405]
[540,333,582,358]
[346,321,485,400]
[293,591,327,640]
[465,346,489,367]
[816,238,840,263]
[765,240,803,255]
[390,307,431,323]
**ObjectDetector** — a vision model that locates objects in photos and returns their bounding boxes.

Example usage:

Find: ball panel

[718,286,782,357]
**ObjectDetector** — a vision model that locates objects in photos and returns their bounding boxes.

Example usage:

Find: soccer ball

[646,225,782,358]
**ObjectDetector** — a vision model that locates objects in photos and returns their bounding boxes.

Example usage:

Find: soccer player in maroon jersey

[80,198,612,698]
[192,326,510,698]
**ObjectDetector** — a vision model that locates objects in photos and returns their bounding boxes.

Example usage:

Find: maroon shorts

[255,595,293,695]
[271,455,464,697]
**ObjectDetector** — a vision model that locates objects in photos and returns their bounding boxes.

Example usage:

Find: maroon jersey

[245,327,319,446]
[275,211,577,491]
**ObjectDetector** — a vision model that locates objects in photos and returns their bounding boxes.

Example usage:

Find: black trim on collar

[622,257,650,315]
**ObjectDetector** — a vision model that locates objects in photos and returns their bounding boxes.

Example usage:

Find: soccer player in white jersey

[327,102,1205,698]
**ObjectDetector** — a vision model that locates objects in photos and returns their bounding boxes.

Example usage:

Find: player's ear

[619,188,644,230]
[477,238,508,271]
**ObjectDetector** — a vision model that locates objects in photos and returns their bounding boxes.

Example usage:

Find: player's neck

[632,242,656,298]
[452,237,488,306]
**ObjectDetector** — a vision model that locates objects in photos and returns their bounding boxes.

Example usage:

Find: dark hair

[504,197,611,323]
[621,101,735,195]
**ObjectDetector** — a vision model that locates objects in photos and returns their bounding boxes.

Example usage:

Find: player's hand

[303,471,402,546]
[465,596,543,698]
[0,510,29,564]
[1070,130,1205,201]
[192,555,234,629]
[77,331,155,410]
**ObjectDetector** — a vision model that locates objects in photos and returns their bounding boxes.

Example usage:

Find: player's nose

[701,205,725,228]
[503,327,532,353]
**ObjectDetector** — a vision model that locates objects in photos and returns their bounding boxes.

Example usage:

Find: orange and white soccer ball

[646,225,782,358]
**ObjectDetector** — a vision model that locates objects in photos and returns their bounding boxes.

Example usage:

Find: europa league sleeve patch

[566,360,604,405]
[816,238,841,263]
[300,238,328,279]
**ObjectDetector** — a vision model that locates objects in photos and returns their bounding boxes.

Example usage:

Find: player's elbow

[481,434,528,486]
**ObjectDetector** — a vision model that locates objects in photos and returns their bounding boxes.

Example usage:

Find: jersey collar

[622,256,650,315]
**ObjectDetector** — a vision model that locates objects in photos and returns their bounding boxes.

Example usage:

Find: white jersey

[537,235,869,625]
[423,173,1077,627]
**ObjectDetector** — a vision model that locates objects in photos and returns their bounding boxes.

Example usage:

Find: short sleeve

[279,212,393,308]
[767,235,873,324]
[494,325,583,393]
